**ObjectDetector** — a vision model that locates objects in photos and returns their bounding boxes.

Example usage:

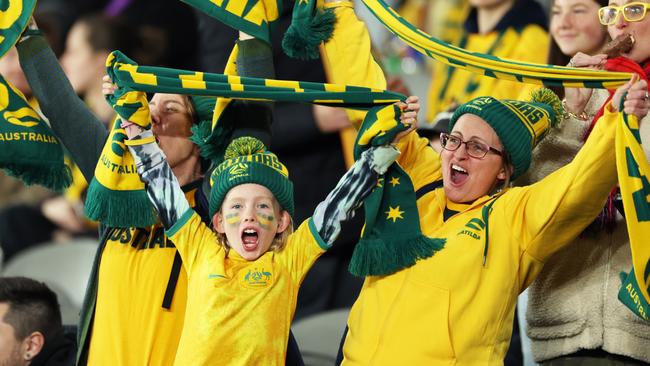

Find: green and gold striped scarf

[615,106,650,321]
[350,104,445,276]
[0,0,71,191]
[182,0,282,44]
[353,0,632,88]
[88,50,404,227]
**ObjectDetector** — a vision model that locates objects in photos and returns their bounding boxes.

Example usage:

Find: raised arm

[311,101,419,244]
[17,26,107,182]
[511,78,648,264]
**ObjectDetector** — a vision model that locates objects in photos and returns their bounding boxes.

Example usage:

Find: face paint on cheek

[256,213,275,230]
[225,213,241,226]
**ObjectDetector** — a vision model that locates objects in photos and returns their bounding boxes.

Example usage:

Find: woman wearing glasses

[320,2,649,364]
[519,1,650,365]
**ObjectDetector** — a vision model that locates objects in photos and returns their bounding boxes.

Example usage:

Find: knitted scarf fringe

[349,235,446,277]
[282,8,336,60]
[84,177,157,228]
[2,163,72,192]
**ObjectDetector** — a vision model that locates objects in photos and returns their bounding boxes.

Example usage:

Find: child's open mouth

[242,229,259,251]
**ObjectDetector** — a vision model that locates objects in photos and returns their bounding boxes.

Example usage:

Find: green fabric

[181,0,282,44]
[0,75,71,191]
[91,50,403,228]
[619,269,650,321]
[106,51,403,109]
[0,0,37,58]
[449,88,562,179]
[209,136,294,218]
[283,0,336,60]
[350,105,445,277]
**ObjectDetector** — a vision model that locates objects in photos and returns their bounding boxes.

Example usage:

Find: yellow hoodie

[323,4,619,364]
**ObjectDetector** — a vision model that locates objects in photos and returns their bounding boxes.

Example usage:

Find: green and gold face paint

[225,213,241,226]
[256,213,275,230]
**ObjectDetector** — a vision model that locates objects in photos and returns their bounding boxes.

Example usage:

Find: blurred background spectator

[0,276,75,366]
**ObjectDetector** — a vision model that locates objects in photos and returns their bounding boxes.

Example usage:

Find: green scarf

[181,0,282,44]
[0,0,37,58]
[283,0,336,60]
[87,50,404,227]
[614,101,650,321]
[0,75,71,191]
[0,0,71,191]
[349,104,445,276]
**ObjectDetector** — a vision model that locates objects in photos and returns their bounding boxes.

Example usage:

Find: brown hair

[547,0,610,98]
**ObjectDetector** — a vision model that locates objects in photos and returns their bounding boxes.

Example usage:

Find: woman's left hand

[393,95,420,143]
[612,74,650,120]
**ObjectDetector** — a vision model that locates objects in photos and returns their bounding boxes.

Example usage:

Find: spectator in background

[518,0,650,364]
[0,13,145,264]
[0,277,75,366]
[427,0,549,122]
[61,13,141,125]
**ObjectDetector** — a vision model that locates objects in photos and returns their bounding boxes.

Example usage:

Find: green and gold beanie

[209,136,294,218]
[449,88,562,179]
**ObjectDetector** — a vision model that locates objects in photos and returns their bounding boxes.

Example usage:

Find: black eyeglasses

[440,133,503,159]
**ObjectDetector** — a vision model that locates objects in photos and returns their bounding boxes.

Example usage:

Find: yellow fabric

[321,4,387,127]
[168,212,326,366]
[85,187,202,366]
[93,117,143,191]
[615,107,650,304]
[427,25,549,121]
[342,104,619,365]
[426,0,469,45]
[322,5,618,362]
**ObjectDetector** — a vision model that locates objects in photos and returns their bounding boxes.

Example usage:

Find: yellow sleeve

[166,210,222,275]
[394,132,443,191]
[276,218,328,285]
[502,105,618,263]
[322,2,387,126]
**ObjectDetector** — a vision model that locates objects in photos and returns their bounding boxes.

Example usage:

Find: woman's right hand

[102,74,144,138]
[564,52,607,117]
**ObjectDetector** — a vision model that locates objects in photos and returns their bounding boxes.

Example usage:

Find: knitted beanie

[189,95,216,124]
[449,88,562,179]
[209,137,294,218]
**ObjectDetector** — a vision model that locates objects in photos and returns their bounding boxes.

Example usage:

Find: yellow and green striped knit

[181,0,281,44]
[87,50,405,228]
[0,0,37,58]
[0,70,71,191]
[0,0,71,190]
[614,105,650,320]
[357,0,632,89]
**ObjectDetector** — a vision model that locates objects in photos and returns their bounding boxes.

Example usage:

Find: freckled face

[213,184,290,261]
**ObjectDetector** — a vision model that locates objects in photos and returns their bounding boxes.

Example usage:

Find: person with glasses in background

[515,0,650,365]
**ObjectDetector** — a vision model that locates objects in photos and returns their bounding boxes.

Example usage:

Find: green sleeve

[17,35,108,183]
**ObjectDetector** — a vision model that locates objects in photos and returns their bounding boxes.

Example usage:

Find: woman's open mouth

[450,164,469,186]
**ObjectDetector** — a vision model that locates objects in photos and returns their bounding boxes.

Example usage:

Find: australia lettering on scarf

[108,227,177,250]
[0,132,59,143]
[99,153,137,174]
